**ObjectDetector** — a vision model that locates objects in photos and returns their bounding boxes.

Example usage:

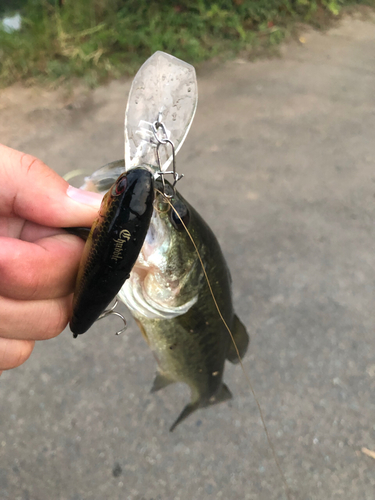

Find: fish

[117,178,250,431]
[69,167,154,337]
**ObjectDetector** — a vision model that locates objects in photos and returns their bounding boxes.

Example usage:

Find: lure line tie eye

[152,119,183,199]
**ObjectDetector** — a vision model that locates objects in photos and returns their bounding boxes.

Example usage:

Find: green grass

[0,0,374,87]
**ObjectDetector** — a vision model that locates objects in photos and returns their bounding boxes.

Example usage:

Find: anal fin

[150,372,174,393]
[226,314,250,364]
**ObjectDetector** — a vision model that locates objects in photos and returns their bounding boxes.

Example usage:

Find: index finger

[0,144,102,228]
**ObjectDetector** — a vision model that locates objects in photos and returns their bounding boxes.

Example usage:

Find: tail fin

[169,401,200,432]
[169,383,232,432]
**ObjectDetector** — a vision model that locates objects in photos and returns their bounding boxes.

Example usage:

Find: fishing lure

[70,167,154,337]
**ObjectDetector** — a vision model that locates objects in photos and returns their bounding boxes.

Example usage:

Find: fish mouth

[119,254,199,319]
[118,209,199,319]
[119,276,198,320]
[133,209,168,270]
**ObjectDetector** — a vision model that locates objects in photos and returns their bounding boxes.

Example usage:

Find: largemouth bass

[117,180,249,431]
[70,167,154,337]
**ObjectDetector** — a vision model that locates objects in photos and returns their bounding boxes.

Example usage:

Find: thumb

[0,144,103,228]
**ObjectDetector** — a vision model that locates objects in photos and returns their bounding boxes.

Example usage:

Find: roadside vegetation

[0,0,373,87]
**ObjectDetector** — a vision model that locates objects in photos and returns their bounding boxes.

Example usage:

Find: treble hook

[152,119,183,198]
[97,299,127,335]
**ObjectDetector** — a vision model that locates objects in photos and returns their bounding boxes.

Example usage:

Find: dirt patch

[0,82,93,145]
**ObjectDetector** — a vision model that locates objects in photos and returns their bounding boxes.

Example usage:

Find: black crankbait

[70,167,154,337]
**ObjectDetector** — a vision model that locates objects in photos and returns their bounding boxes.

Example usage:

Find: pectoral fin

[226,314,249,364]
[150,372,174,393]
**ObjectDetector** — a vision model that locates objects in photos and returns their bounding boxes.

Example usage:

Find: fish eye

[111,175,127,196]
[170,200,190,231]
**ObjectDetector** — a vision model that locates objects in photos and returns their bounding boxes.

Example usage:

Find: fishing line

[156,189,292,500]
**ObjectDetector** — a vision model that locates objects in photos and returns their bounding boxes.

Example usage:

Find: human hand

[0,144,102,374]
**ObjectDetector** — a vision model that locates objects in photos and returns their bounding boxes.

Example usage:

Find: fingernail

[67,186,103,207]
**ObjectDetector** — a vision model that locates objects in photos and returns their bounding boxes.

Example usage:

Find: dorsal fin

[208,382,232,404]
[226,314,250,364]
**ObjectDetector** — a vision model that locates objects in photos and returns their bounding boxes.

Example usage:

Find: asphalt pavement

[1,12,375,500]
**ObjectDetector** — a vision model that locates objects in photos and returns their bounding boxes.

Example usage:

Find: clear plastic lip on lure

[78,51,198,194]
[124,51,198,174]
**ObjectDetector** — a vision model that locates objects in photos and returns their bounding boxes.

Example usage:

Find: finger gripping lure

[70,167,154,337]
